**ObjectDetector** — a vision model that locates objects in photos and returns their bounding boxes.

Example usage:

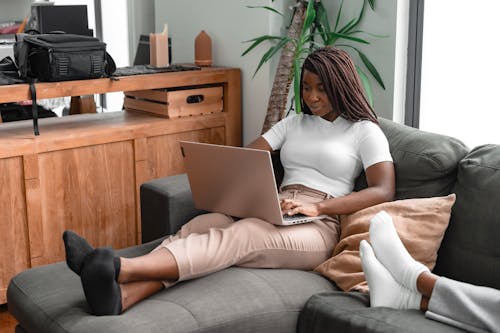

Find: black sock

[81,248,122,316]
[62,230,94,275]
[113,257,121,281]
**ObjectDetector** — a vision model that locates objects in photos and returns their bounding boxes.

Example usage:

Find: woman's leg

[151,213,235,252]
[424,276,500,333]
[63,213,235,315]
[369,210,429,292]
[164,216,340,282]
[159,189,340,282]
[416,271,437,311]
[121,280,164,311]
[366,212,500,332]
[360,240,421,309]
[119,248,179,283]
[119,213,235,284]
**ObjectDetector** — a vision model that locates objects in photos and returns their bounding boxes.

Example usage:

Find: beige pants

[155,185,340,284]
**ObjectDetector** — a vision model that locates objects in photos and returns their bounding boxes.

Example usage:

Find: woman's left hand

[281,199,321,217]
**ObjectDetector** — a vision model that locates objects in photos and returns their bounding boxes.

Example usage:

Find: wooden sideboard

[0,67,241,303]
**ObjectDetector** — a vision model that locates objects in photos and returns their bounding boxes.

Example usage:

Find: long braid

[300,47,378,124]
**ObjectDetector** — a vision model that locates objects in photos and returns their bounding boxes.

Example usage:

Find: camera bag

[14,32,116,82]
[12,32,116,135]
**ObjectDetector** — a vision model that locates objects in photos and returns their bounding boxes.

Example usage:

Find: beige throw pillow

[314,194,456,293]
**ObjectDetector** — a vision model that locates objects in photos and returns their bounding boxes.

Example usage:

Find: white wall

[155,0,272,144]
[127,0,155,65]
[0,0,33,22]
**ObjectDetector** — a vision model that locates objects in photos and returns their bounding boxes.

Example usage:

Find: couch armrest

[140,174,205,243]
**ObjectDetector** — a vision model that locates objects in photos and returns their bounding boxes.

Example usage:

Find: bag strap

[29,82,40,136]
[105,52,116,76]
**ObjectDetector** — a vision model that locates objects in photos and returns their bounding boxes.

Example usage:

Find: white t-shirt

[262,114,393,197]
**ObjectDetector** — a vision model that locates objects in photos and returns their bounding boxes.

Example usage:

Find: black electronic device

[28,5,93,36]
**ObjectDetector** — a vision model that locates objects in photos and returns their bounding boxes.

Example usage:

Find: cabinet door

[33,141,137,267]
[146,126,225,180]
[0,157,30,304]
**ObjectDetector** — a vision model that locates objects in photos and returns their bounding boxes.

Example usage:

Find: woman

[361,210,500,333]
[63,47,395,316]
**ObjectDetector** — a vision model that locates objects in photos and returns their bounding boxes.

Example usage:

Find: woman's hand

[280,199,321,217]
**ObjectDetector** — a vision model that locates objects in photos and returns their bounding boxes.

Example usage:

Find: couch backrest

[355,118,469,200]
[434,144,500,288]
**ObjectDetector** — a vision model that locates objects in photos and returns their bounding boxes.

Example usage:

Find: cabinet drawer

[124,86,223,118]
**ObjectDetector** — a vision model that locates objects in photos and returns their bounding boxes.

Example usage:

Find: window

[53,0,129,112]
[419,0,500,147]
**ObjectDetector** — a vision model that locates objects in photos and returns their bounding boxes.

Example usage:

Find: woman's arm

[283,161,395,217]
[246,136,274,152]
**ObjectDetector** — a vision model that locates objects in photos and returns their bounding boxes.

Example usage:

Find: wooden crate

[124,86,223,118]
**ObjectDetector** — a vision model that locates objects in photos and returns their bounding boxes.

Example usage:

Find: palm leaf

[316,2,331,43]
[357,50,385,89]
[246,5,283,17]
[337,44,385,90]
[334,0,345,32]
[252,37,294,77]
[338,0,367,34]
[368,0,375,10]
[302,0,317,34]
[348,30,389,39]
[322,31,370,45]
[337,17,357,35]
[293,58,302,114]
[241,35,285,57]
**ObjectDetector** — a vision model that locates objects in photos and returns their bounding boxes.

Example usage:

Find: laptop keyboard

[282,213,313,224]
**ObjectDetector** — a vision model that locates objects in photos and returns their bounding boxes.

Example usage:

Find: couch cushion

[315,194,455,292]
[355,119,469,200]
[140,174,206,242]
[8,241,337,333]
[298,292,465,333]
[434,144,500,289]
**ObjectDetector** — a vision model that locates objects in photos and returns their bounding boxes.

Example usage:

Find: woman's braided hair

[300,47,378,124]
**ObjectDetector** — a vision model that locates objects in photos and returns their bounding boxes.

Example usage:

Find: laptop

[179,141,328,225]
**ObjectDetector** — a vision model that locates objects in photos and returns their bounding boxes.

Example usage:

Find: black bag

[0,56,25,85]
[14,32,116,82]
[0,102,57,122]
[11,32,116,136]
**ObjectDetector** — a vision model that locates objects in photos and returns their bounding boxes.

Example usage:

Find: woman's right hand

[280,198,322,217]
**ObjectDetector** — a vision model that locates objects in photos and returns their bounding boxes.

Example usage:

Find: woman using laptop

[63,47,395,316]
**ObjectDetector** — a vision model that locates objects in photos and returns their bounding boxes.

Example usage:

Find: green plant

[242,0,385,130]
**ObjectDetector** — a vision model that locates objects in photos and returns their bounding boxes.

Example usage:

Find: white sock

[369,210,430,292]
[360,240,421,310]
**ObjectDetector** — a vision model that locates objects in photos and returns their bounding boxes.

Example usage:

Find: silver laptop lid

[179,141,286,224]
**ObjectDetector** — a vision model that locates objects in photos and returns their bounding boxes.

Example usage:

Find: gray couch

[7,118,499,333]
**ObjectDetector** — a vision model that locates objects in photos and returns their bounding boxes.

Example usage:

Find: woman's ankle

[416,271,439,298]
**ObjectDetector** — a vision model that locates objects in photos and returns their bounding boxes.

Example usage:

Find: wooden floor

[0,304,17,333]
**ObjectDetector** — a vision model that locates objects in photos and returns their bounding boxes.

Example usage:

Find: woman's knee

[179,213,234,237]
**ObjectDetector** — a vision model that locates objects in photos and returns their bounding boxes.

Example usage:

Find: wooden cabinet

[0,67,241,303]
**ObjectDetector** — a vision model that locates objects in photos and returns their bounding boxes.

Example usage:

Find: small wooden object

[195,30,212,67]
[124,86,223,118]
[69,95,97,114]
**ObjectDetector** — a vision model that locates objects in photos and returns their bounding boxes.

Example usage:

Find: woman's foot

[369,210,429,292]
[63,230,94,275]
[81,247,122,316]
[360,240,421,309]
